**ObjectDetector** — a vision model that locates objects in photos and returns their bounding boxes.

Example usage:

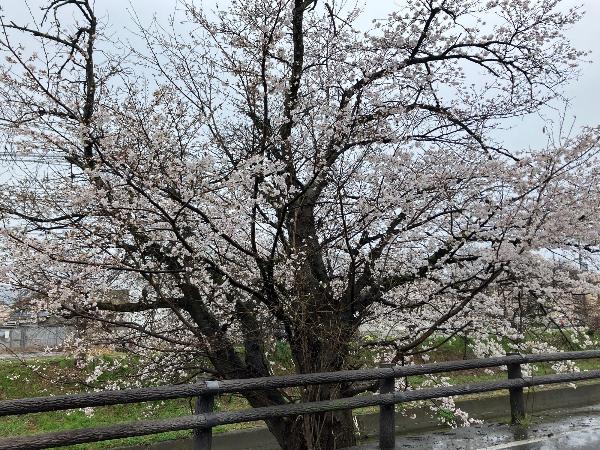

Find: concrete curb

[118,382,600,450]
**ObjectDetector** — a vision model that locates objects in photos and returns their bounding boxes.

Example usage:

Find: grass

[508,415,534,427]
[0,357,259,449]
[2,331,600,448]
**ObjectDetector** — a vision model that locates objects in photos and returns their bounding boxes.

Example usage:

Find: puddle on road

[351,404,600,449]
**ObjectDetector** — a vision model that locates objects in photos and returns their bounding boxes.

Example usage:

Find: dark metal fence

[0,325,69,351]
[1,350,600,450]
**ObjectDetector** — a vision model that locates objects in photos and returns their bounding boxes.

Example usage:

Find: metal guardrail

[1,350,600,449]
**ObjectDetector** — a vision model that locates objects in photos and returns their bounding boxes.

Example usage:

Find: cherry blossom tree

[1,0,600,448]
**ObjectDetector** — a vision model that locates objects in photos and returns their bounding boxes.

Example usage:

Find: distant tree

[1,0,600,448]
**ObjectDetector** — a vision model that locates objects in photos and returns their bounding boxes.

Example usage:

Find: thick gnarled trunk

[252,329,358,449]
[271,409,356,450]
[273,319,358,449]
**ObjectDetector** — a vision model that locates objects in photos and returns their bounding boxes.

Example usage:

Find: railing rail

[1,350,600,450]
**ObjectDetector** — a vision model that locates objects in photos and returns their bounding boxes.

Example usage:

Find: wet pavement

[352,403,600,449]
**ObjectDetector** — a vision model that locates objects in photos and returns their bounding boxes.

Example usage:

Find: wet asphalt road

[352,404,600,449]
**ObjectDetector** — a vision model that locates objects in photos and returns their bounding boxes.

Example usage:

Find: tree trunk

[248,334,358,450]
[270,320,358,449]
[265,408,356,450]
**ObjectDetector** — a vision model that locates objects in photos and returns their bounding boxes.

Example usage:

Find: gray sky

[4,0,600,151]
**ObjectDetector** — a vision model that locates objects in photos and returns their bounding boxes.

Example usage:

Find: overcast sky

[4,0,600,152]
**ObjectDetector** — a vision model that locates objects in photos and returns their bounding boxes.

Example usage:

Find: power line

[0,151,69,164]
[0,151,64,159]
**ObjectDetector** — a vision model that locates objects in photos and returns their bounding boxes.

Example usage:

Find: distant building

[0,299,70,351]
[6,309,38,327]
[0,302,10,323]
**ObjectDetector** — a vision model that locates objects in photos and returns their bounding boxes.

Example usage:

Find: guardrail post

[507,353,526,424]
[379,363,395,450]
[193,393,214,450]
